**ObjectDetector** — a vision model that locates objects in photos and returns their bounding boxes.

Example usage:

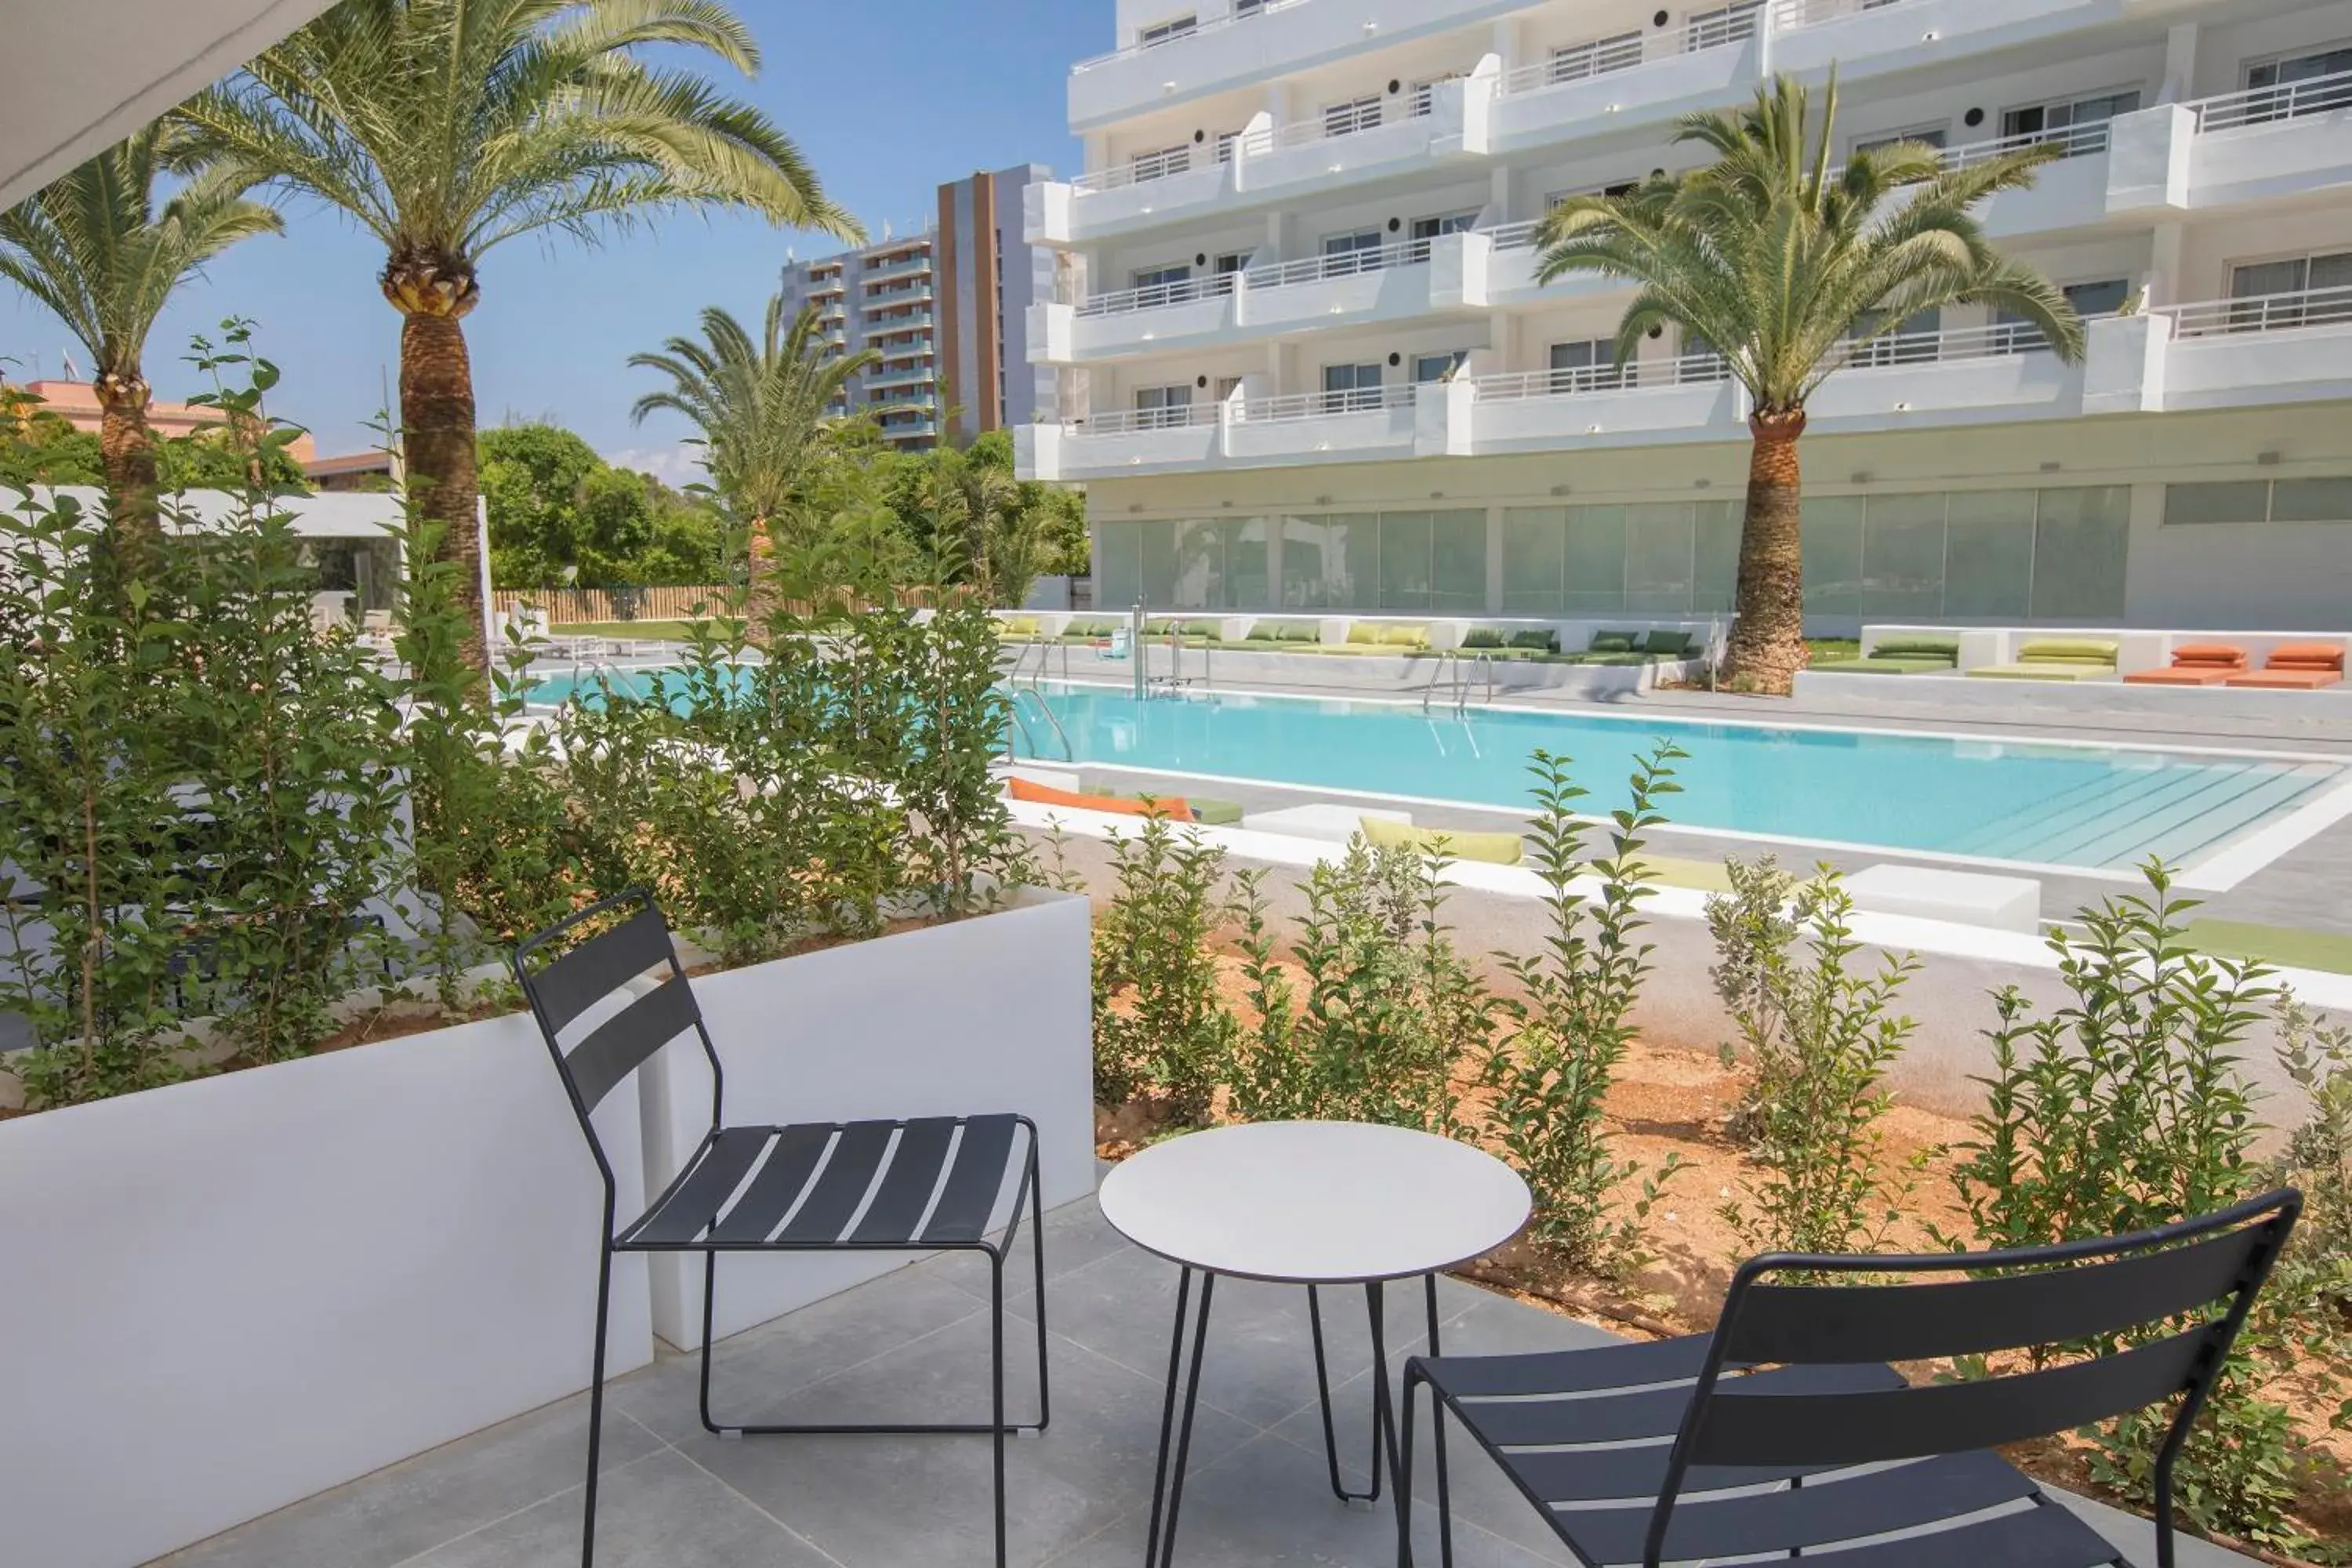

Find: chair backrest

[513,891,722,1205]
[1647,1189,2302,1567]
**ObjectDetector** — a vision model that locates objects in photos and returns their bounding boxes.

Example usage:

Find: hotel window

[1414,350,1470,383]
[1129,144,1192,183]
[2167,477,2352,525]
[1853,124,1947,155]
[1549,339,1624,391]
[1685,0,1761,49]
[1320,227,1388,277]
[1408,73,1463,116]
[2228,250,2352,326]
[2243,43,2352,122]
[1410,211,1479,241]
[1139,14,1197,47]
[1214,376,1244,401]
[1131,261,1196,303]
[1549,31,1642,85]
[1321,361,1385,412]
[1234,0,1266,16]
[1323,94,1384,138]
[2001,88,2139,152]
[1133,384,1194,429]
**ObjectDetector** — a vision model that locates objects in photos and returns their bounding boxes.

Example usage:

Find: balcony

[1465,355,1740,453]
[1035,236,1459,363]
[1768,0,2124,86]
[2153,285,2352,412]
[1487,13,1760,152]
[863,252,934,285]
[1806,320,2085,430]
[1032,75,1481,245]
[2183,67,2352,211]
[866,365,936,391]
[1064,0,1526,131]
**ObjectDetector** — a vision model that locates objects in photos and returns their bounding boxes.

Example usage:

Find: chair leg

[1396,1367,1419,1568]
[992,1245,1009,1568]
[1028,1137,1051,1432]
[581,1240,615,1568]
[1425,1275,1452,1568]
[698,1250,721,1436]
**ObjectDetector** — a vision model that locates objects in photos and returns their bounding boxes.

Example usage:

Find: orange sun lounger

[1007,775,1192,818]
[2125,643,2247,686]
[2225,643,2345,690]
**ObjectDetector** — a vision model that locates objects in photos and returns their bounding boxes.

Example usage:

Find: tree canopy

[479,422,727,588]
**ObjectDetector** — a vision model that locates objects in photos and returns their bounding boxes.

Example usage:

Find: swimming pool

[1009,682,2349,878]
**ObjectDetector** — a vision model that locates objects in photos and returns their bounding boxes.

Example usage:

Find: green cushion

[1588,631,1638,653]
[1812,656,1953,675]
[1644,855,1736,892]
[1283,622,1322,643]
[1871,635,1960,658]
[1181,619,1221,638]
[1189,798,1244,826]
[1359,816,1523,866]
[1461,629,1504,650]
[1508,630,1559,653]
[1383,624,1430,648]
[1641,630,1694,657]
[1245,625,1283,641]
[1145,619,1178,635]
[1966,662,2106,681]
[2183,919,2352,976]
[1346,622,1383,645]
[2017,637,2118,663]
[1581,652,1655,666]
[1062,619,1113,637]
[998,616,1040,637]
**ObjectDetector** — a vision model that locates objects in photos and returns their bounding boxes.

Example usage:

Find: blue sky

[0,0,1106,480]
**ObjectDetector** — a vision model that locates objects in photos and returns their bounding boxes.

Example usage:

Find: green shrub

[2269,997,2352,1432]
[1091,812,1236,1119]
[1479,744,1686,1272]
[1706,858,1920,1254]
[1943,863,2316,1555]
[1228,838,1484,1134]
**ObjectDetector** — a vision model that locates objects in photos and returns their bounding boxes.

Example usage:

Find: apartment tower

[780,164,1060,449]
[1015,0,2352,633]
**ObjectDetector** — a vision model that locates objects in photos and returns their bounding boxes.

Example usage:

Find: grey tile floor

[153,1193,2253,1568]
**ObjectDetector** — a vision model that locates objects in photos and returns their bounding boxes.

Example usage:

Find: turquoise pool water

[1009,684,2343,873]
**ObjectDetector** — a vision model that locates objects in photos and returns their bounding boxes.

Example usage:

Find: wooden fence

[490,586,736,625]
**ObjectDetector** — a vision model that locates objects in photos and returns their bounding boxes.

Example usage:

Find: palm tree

[0,125,281,575]
[176,0,859,672]
[1537,74,2085,692]
[628,295,875,626]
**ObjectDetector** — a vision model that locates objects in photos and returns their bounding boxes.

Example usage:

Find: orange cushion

[2126,666,2234,686]
[2266,642,2345,670]
[2229,668,2343,690]
[2169,644,2246,667]
[1007,776,1189,818]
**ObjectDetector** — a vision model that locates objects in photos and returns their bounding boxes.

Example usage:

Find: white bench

[1240,803,1410,844]
[1847,864,2042,934]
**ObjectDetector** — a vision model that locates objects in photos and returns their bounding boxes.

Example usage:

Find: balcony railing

[1942,119,2111,167]
[1229,97,1408,160]
[1829,318,2064,368]
[1770,0,1924,29]
[1068,402,1224,435]
[1238,383,1417,423]
[1069,0,1301,74]
[1470,354,1733,401]
[1076,272,1237,318]
[2191,67,2352,132]
[1484,218,1547,251]
[1246,238,1432,289]
[2161,284,2352,337]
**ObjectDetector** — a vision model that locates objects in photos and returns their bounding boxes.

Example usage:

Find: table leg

[1144,1268,1216,1568]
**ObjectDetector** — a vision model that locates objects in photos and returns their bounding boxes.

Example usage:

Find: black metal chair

[514,890,1049,1568]
[1398,1189,2300,1568]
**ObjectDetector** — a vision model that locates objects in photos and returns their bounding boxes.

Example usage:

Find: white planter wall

[0,1011,655,1568]
[641,888,1097,1348]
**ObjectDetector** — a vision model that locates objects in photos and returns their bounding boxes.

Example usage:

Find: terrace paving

[152,1189,2252,1568]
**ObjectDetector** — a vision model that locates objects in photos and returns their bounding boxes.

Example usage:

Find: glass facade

[1096,486,2135,620]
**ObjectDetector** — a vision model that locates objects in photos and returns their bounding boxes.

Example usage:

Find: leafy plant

[2268,996,2352,1437]
[1090,811,1236,1119]
[1479,745,1687,1272]
[1706,859,1921,1255]
[1942,863,2313,1554]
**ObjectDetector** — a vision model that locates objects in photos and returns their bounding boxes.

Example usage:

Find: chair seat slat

[1421,1333,1713,1399]
[923,1115,1022,1243]
[1457,1360,1904,1448]
[708,1124,837,1243]
[1679,1495,2124,1568]
[622,1128,775,1246]
[778,1121,898,1243]
[852,1118,963,1243]
[1556,1450,2038,1563]
[1504,1446,1846,1505]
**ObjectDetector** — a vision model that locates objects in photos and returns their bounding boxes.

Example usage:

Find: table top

[1097,1120,1531,1284]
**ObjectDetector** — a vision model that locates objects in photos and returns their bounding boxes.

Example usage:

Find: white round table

[1099,1122,1530,1568]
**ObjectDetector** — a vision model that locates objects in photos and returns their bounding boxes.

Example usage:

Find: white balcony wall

[1489,34,1759,151]
[1227,397,1421,465]
[1769,0,2129,84]
[1468,364,1741,454]
[2187,93,2352,212]
[1806,344,2084,430]
[2161,321,2352,411]
[1981,147,2111,238]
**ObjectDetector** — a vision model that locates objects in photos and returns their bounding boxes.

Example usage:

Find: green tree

[1536,74,2084,692]
[0,125,281,572]
[628,294,875,622]
[0,406,107,487]
[176,0,859,672]
[479,422,726,588]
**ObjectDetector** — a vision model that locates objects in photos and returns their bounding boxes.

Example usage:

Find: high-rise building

[780,165,1061,450]
[1016,0,2352,633]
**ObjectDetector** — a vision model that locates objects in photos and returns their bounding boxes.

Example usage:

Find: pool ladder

[1004,635,1073,762]
[1144,631,1212,699]
[1421,649,1495,717]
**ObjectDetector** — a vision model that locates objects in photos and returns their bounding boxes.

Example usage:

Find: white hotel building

[1013,0,2352,634]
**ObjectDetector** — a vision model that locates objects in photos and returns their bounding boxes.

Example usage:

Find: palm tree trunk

[1725,408,1809,695]
[397,307,487,673]
[744,511,777,644]
[93,371,162,586]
